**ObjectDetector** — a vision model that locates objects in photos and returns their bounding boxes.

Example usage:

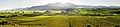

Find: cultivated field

[0,8,120,27]
[0,16,120,27]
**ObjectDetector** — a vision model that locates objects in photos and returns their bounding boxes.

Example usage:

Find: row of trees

[0,10,54,18]
[66,8,120,16]
[1,8,120,17]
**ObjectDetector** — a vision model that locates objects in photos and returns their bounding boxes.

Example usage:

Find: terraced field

[0,16,120,27]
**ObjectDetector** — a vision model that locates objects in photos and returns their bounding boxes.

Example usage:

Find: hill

[16,2,120,10]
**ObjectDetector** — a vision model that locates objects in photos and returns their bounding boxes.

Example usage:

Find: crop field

[0,8,120,27]
[0,16,120,27]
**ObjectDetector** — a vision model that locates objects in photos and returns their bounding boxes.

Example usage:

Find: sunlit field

[1,8,120,27]
[0,16,120,27]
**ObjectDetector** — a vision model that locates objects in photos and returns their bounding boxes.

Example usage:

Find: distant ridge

[17,2,120,10]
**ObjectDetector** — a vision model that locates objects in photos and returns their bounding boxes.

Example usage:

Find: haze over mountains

[17,2,120,10]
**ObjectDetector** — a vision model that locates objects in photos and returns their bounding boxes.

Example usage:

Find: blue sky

[0,0,120,10]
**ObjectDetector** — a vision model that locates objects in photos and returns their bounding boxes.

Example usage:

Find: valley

[0,2,120,27]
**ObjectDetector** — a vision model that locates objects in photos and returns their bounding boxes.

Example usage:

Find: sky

[0,0,120,10]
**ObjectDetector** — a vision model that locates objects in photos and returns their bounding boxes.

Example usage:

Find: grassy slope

[0,16,120,27]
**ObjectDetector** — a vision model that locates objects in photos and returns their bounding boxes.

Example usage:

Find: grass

[0,16,120,27]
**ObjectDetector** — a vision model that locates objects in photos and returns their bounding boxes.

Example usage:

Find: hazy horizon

[0,0,120,10]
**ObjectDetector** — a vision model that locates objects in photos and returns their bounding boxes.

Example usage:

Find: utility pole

[69,21,72,27]
[67,16,72,27]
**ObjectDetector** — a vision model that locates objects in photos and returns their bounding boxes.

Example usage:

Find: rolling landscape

[1,2,120,27]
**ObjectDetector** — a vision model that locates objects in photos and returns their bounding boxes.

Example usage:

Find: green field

[0,16,120,27]
[1,8,120,27]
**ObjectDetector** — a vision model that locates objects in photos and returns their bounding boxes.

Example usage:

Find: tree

[44,10,52,15]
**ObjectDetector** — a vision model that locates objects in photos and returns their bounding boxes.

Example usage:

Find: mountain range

[17,2,120,10]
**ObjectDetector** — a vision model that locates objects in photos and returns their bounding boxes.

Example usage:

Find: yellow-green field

[0,16,120,27]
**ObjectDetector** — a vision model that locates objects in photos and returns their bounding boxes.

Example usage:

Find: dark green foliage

[115,25,120,27]
[23,12,43,17]
[66,8,120,16]
[0,8,120,17]
[0,21,9,25]
[110,11,120,14]
[44,10,52,16]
